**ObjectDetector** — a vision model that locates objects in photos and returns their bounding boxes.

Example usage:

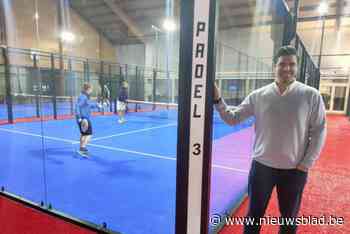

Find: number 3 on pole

[193,143,201,156]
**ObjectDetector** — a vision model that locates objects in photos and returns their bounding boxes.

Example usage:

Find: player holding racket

[75,83,106,157]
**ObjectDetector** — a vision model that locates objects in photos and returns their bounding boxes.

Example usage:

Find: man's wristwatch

[213,97,222,104]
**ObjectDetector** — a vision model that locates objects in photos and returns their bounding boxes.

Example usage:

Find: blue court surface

[0,108,254,234]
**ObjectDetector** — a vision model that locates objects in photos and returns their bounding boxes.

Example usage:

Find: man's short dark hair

[273,45,298,64]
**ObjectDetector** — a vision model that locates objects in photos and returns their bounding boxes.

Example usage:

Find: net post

[33,53,40,118]
[134,100,138,112]
[135,66,139,100]
[119,65,123,82]
[1,46,13,123]
[68,58,73,115]
[70,96,74,116]
[84,59,90,83]
[152,68,157,110]
[116,65,123,114]
[238,51,242,72]
[108,64,113,113]
[51,53,57,119]
[113,99,117,114]
[100,61,105,115]
[246,54,249,72]
[124,64,128,82]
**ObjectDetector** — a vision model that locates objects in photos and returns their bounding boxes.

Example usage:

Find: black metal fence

[0,46,177,123]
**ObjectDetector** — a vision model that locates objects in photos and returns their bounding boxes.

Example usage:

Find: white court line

[0,127,249,174]
[212,164,249,173]
[88,143,177,161]
[89,123,176,142]
[89,143,249,173]
[0,127,79,144]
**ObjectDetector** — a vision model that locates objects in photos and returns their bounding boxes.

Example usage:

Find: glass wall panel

[211,1,288,232]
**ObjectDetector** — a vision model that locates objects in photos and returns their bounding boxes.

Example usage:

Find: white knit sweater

[215,81,327,169]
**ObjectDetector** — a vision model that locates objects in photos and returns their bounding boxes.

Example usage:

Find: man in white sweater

[214,46,327,234]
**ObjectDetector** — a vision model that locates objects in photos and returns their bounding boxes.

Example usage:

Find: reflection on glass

[0,64,7,122]
[211,0,285,233]
[333,87,346,111]
[0,40,47,206]
[1,0,179,234]
[320,86,332,110]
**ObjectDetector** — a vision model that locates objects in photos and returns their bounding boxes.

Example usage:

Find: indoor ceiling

[69,0,350,45]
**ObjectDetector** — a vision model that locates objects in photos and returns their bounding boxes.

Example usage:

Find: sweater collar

[273,80,297,96]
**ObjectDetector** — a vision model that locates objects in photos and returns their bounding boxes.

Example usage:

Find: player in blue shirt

[75,83,103,157]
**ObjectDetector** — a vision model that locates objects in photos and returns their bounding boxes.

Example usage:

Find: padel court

[0,105,254,234]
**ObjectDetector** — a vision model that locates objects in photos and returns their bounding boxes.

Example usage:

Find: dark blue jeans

[244,160,308,234]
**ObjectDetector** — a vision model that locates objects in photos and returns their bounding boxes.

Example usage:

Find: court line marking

[89,123,177,142]
[89,143,249,173]
[0,127,249,174]
[0,127,79,144]
[87,143,177,161]
[211,164,249,173]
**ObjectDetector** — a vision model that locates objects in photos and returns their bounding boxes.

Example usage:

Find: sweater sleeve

[298,92,327,169]
[214,93,254,126]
